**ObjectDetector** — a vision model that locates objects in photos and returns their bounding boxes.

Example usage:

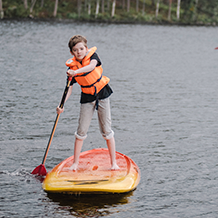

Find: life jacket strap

[80,75,102,95]
[95,92,99,110]
[80,75,102,110]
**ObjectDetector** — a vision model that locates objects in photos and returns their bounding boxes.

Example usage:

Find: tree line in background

[1,0,218,24]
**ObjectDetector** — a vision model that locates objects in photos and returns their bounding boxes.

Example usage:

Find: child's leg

[69,102,95,170]
[98,98,119,170]
[69,138,83,171]
[106,136,119,170]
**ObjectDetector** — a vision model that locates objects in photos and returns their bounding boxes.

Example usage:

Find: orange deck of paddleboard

[42,148,140,194]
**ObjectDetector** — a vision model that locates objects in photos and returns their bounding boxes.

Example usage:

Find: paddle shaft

[41,77,72,165]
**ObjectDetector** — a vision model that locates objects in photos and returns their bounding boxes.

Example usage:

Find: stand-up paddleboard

[42,148,140,194]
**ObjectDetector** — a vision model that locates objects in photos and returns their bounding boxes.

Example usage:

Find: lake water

[1,20,218,217]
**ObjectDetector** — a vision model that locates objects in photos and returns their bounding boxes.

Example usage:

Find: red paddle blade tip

[215,47,218,50]
[31,164,47,176]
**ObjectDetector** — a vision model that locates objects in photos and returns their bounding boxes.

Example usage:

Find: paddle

[31,76,72,176]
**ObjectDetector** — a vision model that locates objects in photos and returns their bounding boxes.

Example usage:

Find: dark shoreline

[1,17,218,27]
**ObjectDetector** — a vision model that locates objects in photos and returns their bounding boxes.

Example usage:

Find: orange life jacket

[65,47,110,96]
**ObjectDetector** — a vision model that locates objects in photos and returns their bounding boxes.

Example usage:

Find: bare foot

[111,163,120,170]
[69,163,78,171]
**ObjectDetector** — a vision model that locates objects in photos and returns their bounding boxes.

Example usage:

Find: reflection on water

[47,192,132,217]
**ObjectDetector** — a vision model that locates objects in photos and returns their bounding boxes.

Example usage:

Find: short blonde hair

[68,35,87,52]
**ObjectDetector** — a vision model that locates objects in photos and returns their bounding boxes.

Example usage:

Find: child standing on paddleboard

[56,35,119,171]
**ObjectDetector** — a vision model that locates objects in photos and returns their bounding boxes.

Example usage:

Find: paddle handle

[41,76,72,165]
[42,114,60,165]
[59,77,72,109]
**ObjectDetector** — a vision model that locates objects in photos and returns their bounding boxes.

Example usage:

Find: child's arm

[56,85,73,114]
[66,59,98,77]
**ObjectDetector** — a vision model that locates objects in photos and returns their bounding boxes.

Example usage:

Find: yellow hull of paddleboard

[42,148,140,194]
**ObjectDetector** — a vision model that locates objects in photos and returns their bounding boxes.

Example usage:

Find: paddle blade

[31,164,47,176]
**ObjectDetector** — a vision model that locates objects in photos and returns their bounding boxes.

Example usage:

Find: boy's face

[71,42,88,61]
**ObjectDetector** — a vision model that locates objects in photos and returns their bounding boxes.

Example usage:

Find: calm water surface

[1,20,218,217]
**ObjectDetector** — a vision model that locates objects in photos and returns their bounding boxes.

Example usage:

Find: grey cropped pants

[75,97,114,140]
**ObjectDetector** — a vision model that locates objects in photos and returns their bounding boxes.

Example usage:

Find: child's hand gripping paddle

[31,76,72,176]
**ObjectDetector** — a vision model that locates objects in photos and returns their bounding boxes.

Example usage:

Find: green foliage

[67,12,78,19]
[3,2,28,18]
[2,0,218,25]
